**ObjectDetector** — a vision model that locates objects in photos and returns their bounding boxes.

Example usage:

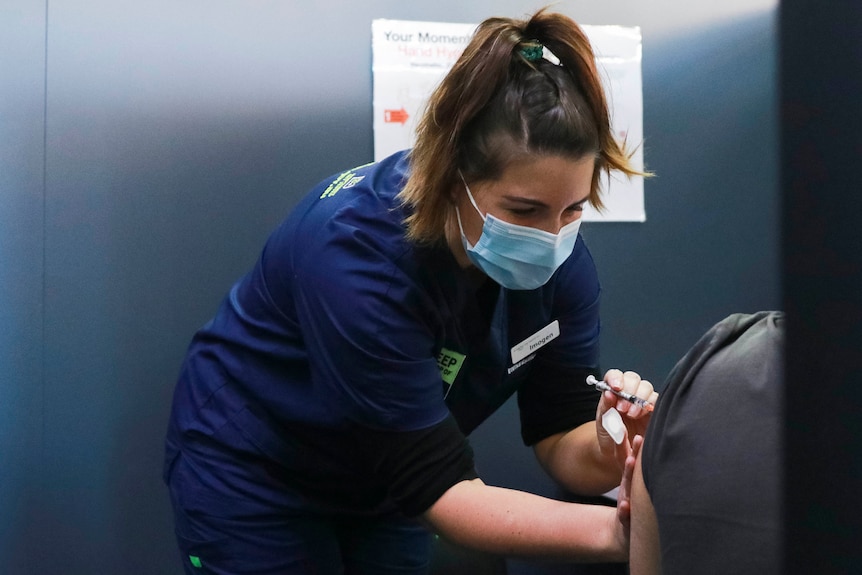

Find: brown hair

[398,7,647,244]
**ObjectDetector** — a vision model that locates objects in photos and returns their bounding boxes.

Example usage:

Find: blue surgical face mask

[455,173,582,290]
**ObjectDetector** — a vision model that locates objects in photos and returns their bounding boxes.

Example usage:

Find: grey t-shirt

[642,311,783,574]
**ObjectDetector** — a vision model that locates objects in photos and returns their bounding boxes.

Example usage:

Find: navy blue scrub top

[165,150,602,517]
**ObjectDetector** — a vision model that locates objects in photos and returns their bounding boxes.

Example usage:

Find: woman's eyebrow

[500,195,547,206]
[500,194,590,208]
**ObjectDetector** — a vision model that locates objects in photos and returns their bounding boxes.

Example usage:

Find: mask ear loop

[455,170,486,250]
[458,170,486,221]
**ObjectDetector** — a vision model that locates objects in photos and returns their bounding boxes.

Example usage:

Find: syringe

[586,375,655,412]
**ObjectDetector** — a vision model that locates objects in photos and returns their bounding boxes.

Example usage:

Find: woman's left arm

[533,370,657,495]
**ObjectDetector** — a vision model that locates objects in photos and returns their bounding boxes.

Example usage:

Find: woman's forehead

[478,155,594,201]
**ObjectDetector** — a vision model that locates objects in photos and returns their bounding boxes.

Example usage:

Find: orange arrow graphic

[384,108,409,125]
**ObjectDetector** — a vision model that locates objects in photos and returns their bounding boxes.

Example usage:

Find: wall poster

[372,18,646,222]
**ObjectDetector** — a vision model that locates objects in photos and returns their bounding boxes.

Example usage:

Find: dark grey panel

[782,0,862,570]
[0,0,45,572]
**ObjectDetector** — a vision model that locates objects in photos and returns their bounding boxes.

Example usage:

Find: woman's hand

[596,369,657,470]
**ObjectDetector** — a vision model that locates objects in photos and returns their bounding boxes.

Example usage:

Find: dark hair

[399,7,647,244]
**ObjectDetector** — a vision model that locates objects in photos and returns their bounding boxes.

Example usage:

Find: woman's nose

[542,213,580,235]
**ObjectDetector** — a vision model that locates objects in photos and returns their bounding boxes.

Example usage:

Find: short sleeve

[289,195,449,432]
[641,312,783,574]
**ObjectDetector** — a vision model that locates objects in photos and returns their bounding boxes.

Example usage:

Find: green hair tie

[519,42,544,62]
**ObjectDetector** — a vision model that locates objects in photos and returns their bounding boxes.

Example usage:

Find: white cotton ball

[602,408,625,445]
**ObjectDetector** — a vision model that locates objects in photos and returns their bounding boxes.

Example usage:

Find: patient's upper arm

[629,443,661,575]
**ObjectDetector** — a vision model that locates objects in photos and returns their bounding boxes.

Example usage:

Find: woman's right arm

[423,437,641,563]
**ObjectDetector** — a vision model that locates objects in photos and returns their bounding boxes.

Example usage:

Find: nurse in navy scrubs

[164,7,656,574]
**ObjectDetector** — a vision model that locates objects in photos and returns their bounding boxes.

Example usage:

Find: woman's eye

[508,207,537,216]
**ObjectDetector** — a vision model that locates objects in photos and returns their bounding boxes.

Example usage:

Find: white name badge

[511,320,560,364]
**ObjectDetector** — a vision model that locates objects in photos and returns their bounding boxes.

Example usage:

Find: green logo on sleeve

[189,555,202,568]
[437,348,465,385]
[319,162,374,198]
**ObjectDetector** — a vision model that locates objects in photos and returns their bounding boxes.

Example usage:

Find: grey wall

[2,1,778,574]
[1,2,46,574]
